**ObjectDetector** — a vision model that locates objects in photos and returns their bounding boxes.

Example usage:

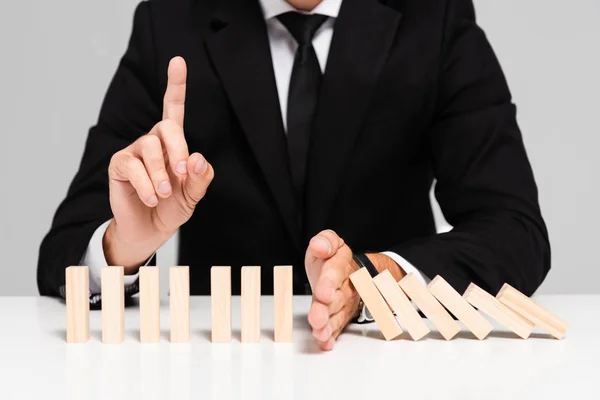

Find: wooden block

[349,268,403,341]
[373,269,430,341]
[211,266,232,343]
[170,266,190,343]
[66,266,90,343]
[398,273,460,340]
[428,276,493,340]
[273,265,293,342]
[101,266,125,344]
[139,267,160,343]
[241,266,261,343]
[464,283,534,339]
[497,283,569,339]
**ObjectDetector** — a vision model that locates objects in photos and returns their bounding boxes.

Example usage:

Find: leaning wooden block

[464,283,534,339]
[428,276,493,340]
[274,265,293,342]
[170,266,190,343]
[211,266,232,343]
[373,269,429,341]
[139,267,160,343]
[241,266,261,343]
[66,266,90,343]
[101,266,125,344]
[398,273,460,340]
[497,283,569,339]
[350,268,403,341]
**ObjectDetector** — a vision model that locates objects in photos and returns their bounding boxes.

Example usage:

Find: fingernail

[194,155,207,174]
[176,161,187,175]
[312,237,331,255]
[158,180,171,195]
[148,195,158,206]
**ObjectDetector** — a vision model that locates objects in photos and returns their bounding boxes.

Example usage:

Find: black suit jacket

[37,0,550,297]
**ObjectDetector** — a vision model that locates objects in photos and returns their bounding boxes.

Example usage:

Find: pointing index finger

[163,56,187,127]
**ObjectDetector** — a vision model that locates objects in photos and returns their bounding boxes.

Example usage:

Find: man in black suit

[38,0,550,350]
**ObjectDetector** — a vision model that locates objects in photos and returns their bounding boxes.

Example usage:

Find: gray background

[1,0,599,296]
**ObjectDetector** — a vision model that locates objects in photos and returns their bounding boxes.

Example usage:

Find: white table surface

[0,295,597,400]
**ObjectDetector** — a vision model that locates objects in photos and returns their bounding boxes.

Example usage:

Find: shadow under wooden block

[428,276,493,340]
[349,267,403,341]
[373,269,430,341]
[464,283,534,339]
[497,283,569,339]
[398,273,460,341]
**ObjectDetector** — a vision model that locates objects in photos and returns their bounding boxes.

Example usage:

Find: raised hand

[305,230,362,351]
[105,57,214,272]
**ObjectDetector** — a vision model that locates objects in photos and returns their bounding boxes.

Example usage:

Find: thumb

[182,152,214,206]
[308,230,345,261]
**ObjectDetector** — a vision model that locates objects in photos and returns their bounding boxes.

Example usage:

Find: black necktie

[277,12,328,223]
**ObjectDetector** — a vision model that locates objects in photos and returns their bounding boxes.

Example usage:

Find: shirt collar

[259,0,342,20]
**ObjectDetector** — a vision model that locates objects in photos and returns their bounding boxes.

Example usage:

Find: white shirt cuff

[80,220,143,295]
[381,251,431,285]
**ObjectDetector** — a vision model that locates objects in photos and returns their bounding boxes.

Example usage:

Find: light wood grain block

[464,283,534,339]
[373,269,429,341]
[428,276,493,340]
[497,283,569,339]
[66,266,90,343]
[398,273,460,340]
[274,265,293,342]
[170,266,190,343]
[241,266,261,343]
[139,267,160,343]
[211,266,232,343]
[101,266,125,344]
[349,268,403,341]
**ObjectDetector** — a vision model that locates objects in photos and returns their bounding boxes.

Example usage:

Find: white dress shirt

[82,0,430,301]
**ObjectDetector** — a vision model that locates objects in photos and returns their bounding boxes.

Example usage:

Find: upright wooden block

[241,266,261,343]
[273,265,293,342]
[66,266,90,343]
[139,267,160,343]
[211,266,232,343]
[464,283,534,339]
[373,269,430,341]
[428,276,493,340]
[170,266,190,343]
[398,273,460,340]
[497,283,569,339]
[101,266,125,344]
[349,268,403,341]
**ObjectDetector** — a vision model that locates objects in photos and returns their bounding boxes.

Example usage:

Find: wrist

[365,253,406,282]
[103,220,161,274]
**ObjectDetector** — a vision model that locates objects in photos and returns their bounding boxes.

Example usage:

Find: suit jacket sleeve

[390,0,551,296]
[37,2,160,296]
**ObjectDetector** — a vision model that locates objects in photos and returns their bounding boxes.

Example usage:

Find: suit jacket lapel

[305,0,403,237]
[204,0,302,251]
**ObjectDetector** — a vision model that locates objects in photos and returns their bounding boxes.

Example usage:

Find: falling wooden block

[66,266,90,343]
[241,266,261,343]
[101,266,125,344]
[273,265,293,342]
[428,276,493,340]
[398,273,460,340]
[497,283,569,339]
[464,283,534,339]
[139,267,160,343]
[349,268,403,341]
[373,269,429,341]
[211,266,232,343]
[170,266,190,343]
